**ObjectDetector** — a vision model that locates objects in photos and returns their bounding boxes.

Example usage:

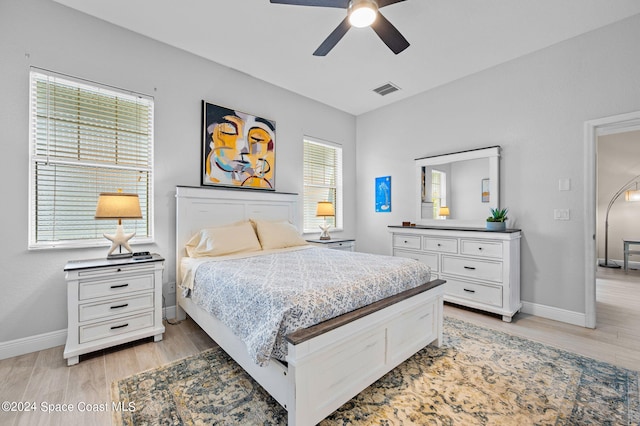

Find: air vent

[373,82,400,96]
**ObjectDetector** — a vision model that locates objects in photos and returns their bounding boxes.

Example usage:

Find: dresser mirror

[415,146,500,227]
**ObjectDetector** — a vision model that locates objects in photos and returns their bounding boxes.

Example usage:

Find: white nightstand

[63,254,165,366]
[306,238,356,252]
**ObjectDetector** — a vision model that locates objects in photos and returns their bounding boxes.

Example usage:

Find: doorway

[585,111,640,328]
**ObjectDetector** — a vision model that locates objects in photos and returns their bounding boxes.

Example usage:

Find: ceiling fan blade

[313,17,351,56]
[270,0,348,8]
[370,12,410,54]
[378,0,406,8]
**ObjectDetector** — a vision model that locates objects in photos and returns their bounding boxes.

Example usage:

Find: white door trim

[584,110,640,328]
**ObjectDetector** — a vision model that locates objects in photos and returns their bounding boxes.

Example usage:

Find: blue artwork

[375,176,391,212]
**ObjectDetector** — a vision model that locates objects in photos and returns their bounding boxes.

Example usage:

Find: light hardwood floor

[1,268,638,426]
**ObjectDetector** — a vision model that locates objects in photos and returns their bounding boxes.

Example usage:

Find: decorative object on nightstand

[439,206,450,219]
[63,254,165,366]
[486,207,508,231]
[306,238,355,252]
[316,201,335,240]
[95,189,142,259]
[600,175,640,268]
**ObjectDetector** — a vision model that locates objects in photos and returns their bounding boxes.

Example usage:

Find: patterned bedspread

[190,247,431,366]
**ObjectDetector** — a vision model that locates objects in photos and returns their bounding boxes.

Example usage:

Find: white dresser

[63,254,165,365]
[389,226,521,322]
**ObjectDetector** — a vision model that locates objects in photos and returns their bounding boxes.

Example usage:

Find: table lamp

[316,201,335,240]
[439,206,450,219]
[95,190,142,259]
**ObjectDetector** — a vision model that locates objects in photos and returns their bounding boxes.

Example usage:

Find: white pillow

[185,221,262,257]
[252,219,308,250]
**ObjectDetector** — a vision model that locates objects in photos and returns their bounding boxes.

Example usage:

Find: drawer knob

[463,288,476,293]
[110,303,129,310]
[110,323,129,330]
[478,247,483,251]
[437,243,441,247]
[110,283,129,289]
[404,240,408,244]
[117,268,122,272]
[463,266,476,270]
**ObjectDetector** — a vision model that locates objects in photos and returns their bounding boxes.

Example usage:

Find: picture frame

[375,176,391,212]
[201,101,276,190]
[482,178,490,202]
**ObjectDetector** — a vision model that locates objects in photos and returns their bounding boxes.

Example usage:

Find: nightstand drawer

[441,256,503,283]
[394,249,438,270]
[79,274,154,300]
[79,311,154,344]
[79,292,154,322]
[77,262,157,278]
[460,239,502,259]
[445,277,502,307]
[423,237,457,253]
[393,235,421,250]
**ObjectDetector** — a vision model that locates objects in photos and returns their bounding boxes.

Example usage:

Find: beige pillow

[253,219,307,250]
[185,221,262,257]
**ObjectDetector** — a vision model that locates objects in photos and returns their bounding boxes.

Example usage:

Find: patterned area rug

[112,317,639,425]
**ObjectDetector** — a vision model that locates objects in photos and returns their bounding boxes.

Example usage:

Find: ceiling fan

[270,0,410,56]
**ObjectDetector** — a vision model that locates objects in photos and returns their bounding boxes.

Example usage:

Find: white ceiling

[53,0,640,116]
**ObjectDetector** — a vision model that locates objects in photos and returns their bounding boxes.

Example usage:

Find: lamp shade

[439,206,450,217]
[625,189,640,202]
[316,201,335,217]
[95,192,142,220]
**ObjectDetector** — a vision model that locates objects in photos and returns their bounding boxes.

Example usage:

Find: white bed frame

[175,186,444,425]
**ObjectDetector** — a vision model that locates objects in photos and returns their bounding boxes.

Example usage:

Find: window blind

[303,138,343,233]
[29,70,154,248]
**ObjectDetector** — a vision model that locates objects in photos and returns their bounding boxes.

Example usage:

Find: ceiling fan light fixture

[348,0,378,28]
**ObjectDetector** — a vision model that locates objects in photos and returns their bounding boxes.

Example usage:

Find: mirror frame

[415,146,501,227]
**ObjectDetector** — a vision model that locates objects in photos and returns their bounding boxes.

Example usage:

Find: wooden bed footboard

[285,279,444,425]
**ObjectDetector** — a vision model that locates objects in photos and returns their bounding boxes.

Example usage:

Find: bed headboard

[175,186,299,286]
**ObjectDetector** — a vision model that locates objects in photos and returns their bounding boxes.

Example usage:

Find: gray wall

[0,0,356,342]
[355,13,640,315]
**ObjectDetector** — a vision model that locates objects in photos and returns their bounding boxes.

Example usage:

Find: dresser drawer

[394,249,438,271]
[423,237,458,253]
[79,311,154,344]
[78,292,154,322]
[441,256,503,282]
[444,277,502,307]
[461,239,503,259]
[79,274,154,301]
[393,235,421,250]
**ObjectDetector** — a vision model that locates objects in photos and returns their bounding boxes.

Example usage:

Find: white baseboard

[521,301,586,327]
[163,305,177,320]
[0,305,179,361]
[0,329,67,361]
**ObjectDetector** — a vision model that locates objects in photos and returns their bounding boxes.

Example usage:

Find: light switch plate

[559,178,571,191]
[554,209,570,220]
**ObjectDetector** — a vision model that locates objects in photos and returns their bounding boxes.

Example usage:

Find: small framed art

[375,176,391,212]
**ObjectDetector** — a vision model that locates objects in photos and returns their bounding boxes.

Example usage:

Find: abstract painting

[202,101,276,190]
[375,176,391,212]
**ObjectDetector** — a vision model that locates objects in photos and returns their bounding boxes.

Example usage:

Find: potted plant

[486,208,508,231]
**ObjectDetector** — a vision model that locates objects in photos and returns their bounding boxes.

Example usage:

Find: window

[431,169,447,218]
[303,137,343,233]
[29,69,154,249]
